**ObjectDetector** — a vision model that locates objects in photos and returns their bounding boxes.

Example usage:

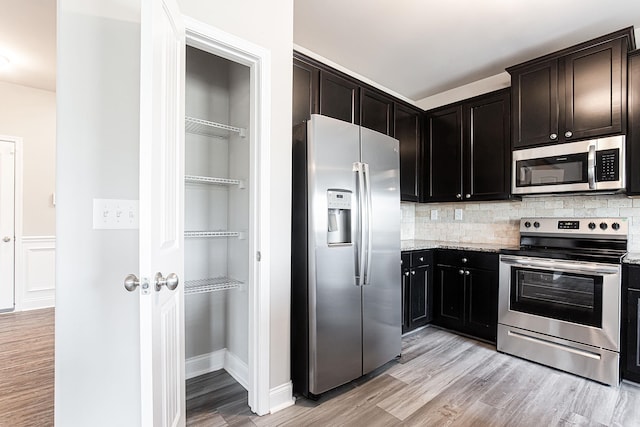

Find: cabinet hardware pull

[565,131,573,138]
[550,133,558,140]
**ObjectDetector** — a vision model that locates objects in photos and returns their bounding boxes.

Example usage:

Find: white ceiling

[0,0,56,92]
[294,0,640,102]
[3,1,640,100]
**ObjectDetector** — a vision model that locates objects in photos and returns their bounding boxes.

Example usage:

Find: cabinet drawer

[411,250,432,267]
[436,249,498,270]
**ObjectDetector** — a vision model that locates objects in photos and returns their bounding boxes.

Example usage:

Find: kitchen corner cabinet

[292,51,422,202]
[623,264,640,383]
[433,250,498,343]
[401,250,433,334]
[509,28,634,149]
[627,50,640,196]
[424,89,511,203]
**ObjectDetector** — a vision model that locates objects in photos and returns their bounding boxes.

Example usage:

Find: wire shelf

[185,175,243,187]
[185,116,246,139]
[184,231,241,238]
[184,276,243,295]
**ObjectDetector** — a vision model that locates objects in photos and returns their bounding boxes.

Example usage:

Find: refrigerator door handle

[354,162,366,286]
[363,162,373,285]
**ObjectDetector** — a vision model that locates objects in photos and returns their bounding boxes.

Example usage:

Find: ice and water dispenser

[327,190,352,245]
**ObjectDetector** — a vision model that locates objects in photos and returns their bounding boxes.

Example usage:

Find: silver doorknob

[565,131,573,138]
[155,272,179,291]
[550,133,558,140]
[124,274,140,292]
[2,236,10,242]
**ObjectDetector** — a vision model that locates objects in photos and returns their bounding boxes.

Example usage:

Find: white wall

[177,0,294,394]
[0,81,55,236]
[55,1,141,425]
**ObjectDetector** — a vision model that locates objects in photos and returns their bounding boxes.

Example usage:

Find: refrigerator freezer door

[360,127,402,374]
[307,114,363,394]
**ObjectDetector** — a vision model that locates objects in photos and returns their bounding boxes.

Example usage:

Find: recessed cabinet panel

[628,51,640,195]
[427,106,462,201]
[395,104,422,202]
[564,39,624,140]
[293,59,319,126]
[361,89,393,136]
[623,264,640,383]
[513,60,558,148]
[320,71,360,124]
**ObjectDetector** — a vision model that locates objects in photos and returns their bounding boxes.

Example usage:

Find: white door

[139,0,186,425]
[0,140,15,311]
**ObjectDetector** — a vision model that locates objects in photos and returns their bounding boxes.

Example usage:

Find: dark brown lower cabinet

[401,250,433,334]
[433,250,498,343]
[624,264,640,382]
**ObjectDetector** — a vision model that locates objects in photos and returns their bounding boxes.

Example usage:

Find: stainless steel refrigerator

[291,114,401,398]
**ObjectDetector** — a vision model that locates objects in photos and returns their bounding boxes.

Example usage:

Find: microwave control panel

[596,149,619,182]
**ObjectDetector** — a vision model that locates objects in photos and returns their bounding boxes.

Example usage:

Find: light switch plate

[455,208,463,221]
[93,199,139,229]
[431,209,438,220]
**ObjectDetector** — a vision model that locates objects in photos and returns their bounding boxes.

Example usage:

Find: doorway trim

[0,135,23,312]
[182,17,272,416]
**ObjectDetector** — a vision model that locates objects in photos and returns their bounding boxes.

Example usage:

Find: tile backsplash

[401,195,640,252]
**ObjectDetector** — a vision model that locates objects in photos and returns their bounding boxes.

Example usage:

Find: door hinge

[256,251,261,262]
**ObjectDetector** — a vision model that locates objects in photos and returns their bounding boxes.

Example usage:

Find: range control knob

[524,221,531,228]
[612,222,620,230]
[600,222,608,230]
[533,221,540,228]
[588,222,596,230]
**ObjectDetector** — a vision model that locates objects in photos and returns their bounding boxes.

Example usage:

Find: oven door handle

[500,256,620,275]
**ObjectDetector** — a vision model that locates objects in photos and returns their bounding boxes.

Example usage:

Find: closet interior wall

[184,46,250,381]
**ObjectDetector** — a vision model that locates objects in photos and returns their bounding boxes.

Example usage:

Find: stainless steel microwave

[512,136,625,195]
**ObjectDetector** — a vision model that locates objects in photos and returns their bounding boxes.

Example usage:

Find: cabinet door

[628,51,640,196]
[433,265,465,332]
[426,106,462,202]
[409,265,431,330]
[401,253,411,334]
[463,90,511,201]
[465,267,498,342]
[361,88,394,136]
[293,58,319,126]
[395,103,422,202]
[563,38,626,142]
[320,70,360,124]
[625,288,640,382]
[510,59,559,148]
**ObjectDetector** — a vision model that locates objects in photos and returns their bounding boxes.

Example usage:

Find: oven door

[498,255,621,351]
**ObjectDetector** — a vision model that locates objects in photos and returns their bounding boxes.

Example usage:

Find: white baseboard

[186,348,249,391]
[269,381,295,413]
[185,349,225,380]
[16,236,55,311]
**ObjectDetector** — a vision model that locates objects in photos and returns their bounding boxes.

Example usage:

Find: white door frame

[182,17,271,416]
[0,135,23,312]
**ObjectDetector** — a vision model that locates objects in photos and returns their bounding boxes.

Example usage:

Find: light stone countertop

[401,239,519,253]
[624,253,640,265]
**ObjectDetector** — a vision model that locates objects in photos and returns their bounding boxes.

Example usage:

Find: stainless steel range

[498,217,628,386]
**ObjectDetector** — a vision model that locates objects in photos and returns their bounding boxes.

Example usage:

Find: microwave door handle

[587,143,596,189]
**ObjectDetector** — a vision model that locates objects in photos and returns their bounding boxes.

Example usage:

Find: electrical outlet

[455,208,463,221]
[93,199,139,229]
[431,209,438,220]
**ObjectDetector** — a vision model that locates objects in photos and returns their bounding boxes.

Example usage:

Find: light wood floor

[189,326,640,426]
[4,309,640,426]
[0,308,54,427]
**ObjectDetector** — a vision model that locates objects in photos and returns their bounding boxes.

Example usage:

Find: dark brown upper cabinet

[628,49,640,196]
[509,28,634,149]
[425,89,511,202]
[292,51,423,202]
[361,88,394,136]
[319,71,360,125]
[293,58,319,126]
[395,103,422,202]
